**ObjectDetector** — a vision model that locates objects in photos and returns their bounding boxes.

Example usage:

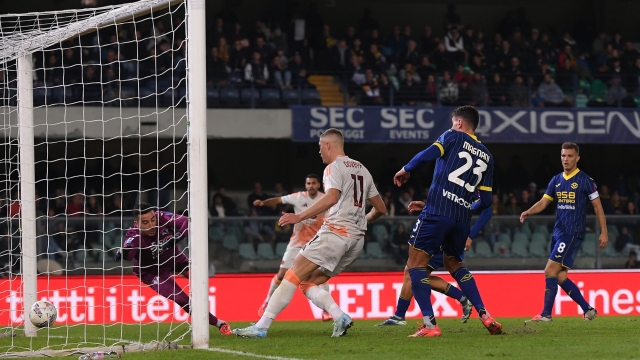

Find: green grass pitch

[4,317,640,359]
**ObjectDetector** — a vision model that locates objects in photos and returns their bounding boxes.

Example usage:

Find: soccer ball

[29,300,57,328]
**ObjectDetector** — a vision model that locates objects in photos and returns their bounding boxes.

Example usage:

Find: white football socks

[305,285,344,320]
[265,275,281,302]
[256,278,297,329]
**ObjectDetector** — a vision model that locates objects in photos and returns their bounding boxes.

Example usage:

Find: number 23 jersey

[422,130,494,224]
[322,155,379,239]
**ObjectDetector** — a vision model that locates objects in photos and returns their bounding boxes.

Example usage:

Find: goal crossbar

[0,0,183,64]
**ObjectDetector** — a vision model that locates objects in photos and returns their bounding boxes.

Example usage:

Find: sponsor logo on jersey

[571,182,578,189]
[302,203,308,207]
[125,237,134,245]
[442,189,472,209]
[557,204,576,210]
[556,183,561,187]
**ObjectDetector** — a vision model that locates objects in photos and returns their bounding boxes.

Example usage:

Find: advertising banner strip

[1,271,639,324]
[291,106,640,143]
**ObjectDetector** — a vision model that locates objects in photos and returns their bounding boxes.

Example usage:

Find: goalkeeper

[116,202,232,335]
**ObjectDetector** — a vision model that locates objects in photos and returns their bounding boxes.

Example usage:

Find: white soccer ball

[29,300,57,328]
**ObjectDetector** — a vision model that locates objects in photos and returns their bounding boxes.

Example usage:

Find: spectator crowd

[2,4,640,109]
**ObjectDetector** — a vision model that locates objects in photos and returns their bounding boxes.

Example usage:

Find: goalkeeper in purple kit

[116,202,232,335]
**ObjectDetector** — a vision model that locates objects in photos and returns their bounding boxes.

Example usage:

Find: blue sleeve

[469,206,493,239]
[544,177,556,201]
[403,144,442,172]
[471,190,492,211]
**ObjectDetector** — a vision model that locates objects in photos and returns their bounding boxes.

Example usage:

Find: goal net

[0,0,210,356]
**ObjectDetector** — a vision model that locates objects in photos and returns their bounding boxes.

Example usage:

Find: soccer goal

[0,0,209,356]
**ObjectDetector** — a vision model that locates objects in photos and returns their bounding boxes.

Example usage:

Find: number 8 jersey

[422,130,494,224]
[322,155,379,239]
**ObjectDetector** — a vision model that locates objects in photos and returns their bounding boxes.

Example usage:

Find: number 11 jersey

[422,130,494,224]
[322,155,379,239]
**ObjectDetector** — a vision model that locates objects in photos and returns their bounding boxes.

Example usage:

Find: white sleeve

[323,163,343,192]
[281,193,299,206]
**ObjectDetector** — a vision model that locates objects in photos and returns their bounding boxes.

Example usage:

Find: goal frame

[13,0,210,349]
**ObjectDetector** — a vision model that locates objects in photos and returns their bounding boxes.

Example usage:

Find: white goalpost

[0,0,209,356]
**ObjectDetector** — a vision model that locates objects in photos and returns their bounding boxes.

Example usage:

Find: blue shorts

[549,235,582,268]
[408,214,469,263]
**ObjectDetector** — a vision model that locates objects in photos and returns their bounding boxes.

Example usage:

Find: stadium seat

[222,234,239,251]
[206,86,220,107]
[240,88,260,108]
[529,237,548,257]
[238,243,260,260]
[275,242,287,257]
[493,241,511,257]
[511,237,529,257]
[465,239,477,258]
[366,242,387,259]
[357,248,369,259]
[475,241,493,258]
[534,225,550,237]
[607,225,619,238]
[513,233,529,245]
[219,87,240,108]
[521,223,532,239]
[226,223,244,238]
[371,224,390,244]
[301,89,321,105]
[257,243,278,260]
[603,241,619,257]
[208,226,223,243]
[582,234,597,257]
[531,233,547,245]
[228,72,243,85]
[498,233,512,248]
[281,89,300,106]
[260,88,282,108]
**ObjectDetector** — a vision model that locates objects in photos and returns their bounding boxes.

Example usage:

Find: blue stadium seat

[301,89,321,105]
[260,88,281,108]
[228,72,243,85]
[206,86,219,107]
[240,88,260,108]
[219,87,240,108]
[281,89,300,106]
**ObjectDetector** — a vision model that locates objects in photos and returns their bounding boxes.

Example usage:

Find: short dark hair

[306,174,320,182]
[133,202,155,217]
[561,142,580,154]
[452,105,480,130]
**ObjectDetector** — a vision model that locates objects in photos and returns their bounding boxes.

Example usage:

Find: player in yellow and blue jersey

[521,142,608,322]
[393,105,501,337]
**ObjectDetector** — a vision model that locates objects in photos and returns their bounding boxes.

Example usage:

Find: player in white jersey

[234,128,387,339]
[253,174,332,321]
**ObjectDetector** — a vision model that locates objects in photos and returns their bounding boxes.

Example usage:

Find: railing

[10,70,638,109]
[1,215,637,275]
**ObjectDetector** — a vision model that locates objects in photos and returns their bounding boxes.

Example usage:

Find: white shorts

[280,244,302,269]
[299,229,363,277]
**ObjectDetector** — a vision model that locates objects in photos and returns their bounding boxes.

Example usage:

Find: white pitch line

[206,347,305,360]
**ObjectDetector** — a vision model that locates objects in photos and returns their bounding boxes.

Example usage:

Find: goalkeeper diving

[115,202,232,335]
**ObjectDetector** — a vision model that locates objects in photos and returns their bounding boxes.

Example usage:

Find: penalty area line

[206,347,305,360]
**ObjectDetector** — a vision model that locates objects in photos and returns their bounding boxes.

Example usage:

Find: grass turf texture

[4,317,639,359]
